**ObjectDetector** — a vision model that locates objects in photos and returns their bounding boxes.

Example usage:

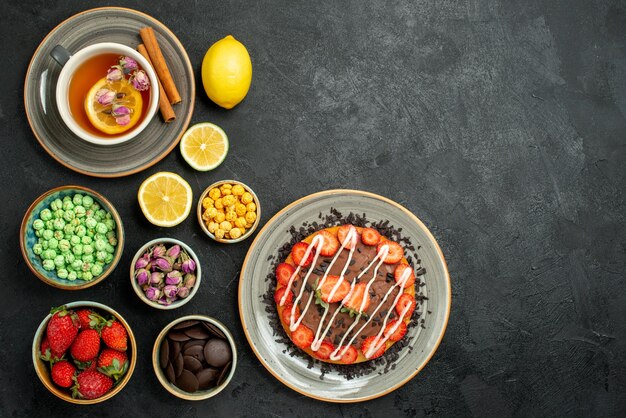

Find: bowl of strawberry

[32,301,136,404]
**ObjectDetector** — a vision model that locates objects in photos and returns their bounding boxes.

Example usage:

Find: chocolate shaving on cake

[261,209,428,380]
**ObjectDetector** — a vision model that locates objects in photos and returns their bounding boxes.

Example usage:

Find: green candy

[39,209,53,221]
[42,249,56,260]
[72,194,84,205]
[105,243,115,254]
[62,196,71,203]
[104,253,113,264]
[81,262,92,272]
[95,223,108,234]
[52,218,66,231]
[90,264,103,277]
[42,230,54,240]
[83,244,94,256]
[53,255,65,268]
[70,235,81,246]
[62,201,74,211]
[94,239,107,252]
[82,195,94,208]
[67,271,77,281]
[75,225,87,237]
[50,199,62,211]
[63,210,75,222]
[82,271,93,281]
[82,254,94,264]
[108,237,118,246]
[35,230,42,238]
[53,230,64,241]
[63,224,75,236]
[70,218,81,227]
[40,240,49,250]
[47,238,59,250]
[64,252,76,264]
[96,251,107,262]
[57,269,69,279]
[72,244,83,256]
[53,209,64,219]
[96,209,106,220]
[81,236,93,245]
[104,219,115,231]
[33,243,43,255]
[71,260,83,271]
[58,239,70,253]
[33,219,45,230]
[85,217,97,229]
[42,259,55,271]
[74,206,86,218]
[91,202,101,211]
[75,271,83,280]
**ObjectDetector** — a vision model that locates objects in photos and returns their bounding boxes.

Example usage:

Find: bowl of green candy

[20,186,124,290]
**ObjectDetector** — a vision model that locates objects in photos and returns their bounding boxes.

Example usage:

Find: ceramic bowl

[152,315,237,400]
[197,180,261,244]
[32,301,137,404]
[130,238,201,310]
[20,185,124,290]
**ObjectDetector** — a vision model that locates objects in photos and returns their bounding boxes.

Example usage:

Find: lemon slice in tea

[138,172,193,227]
[180,123,229,171]
[85,77,143,135]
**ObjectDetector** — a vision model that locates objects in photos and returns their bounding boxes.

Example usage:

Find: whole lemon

[201,35,252,109]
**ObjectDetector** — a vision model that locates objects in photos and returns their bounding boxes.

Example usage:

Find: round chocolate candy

[169,341,181,362]
[203,338,232,368]
[183,355,203,373]
[165,362,176,383]
[167,331,191,342]
[183,344,205,362]
[176,369,199,393]
[202,321,226,339]
[196,368,220,389]
[159,338,170,369]
[172,320,200,330]
[184,325,211,340]
[182,339,205,351]
[173,353,184,378]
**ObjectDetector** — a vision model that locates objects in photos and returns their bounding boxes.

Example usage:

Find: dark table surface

[2,0,625,416]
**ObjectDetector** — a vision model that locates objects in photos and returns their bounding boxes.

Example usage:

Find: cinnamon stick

[137,44,176,123]
[139,27,181,104]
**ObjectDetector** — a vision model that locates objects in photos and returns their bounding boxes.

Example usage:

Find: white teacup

[52,42,159,146]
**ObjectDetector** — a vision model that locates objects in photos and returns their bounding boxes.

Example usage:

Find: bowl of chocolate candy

[152,315,236,400]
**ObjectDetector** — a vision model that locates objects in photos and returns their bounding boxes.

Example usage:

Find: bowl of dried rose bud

[130,238,201,310]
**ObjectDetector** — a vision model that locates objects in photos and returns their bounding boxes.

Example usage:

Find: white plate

[238,190,451,402]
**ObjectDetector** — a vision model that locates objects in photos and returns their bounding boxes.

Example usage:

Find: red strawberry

[377,240,404,264]
[384,320,408,342]
[291,325,314,349]
[72,370,113,400]
[40,337,64,364]
[314,341,335,360]
[97,348,129,381]
[46,306,79,355]
[274,287,294,305]
[51,360,76,388]
[361,336,385,359]
[340,345,359,364]
[275,263,296,287]
[291,242,313,267]
[76,309,98,330]
[394,263,415,289]
[71,329,101,362]
[315,230,339,257]
[318,275,350,303]
[337,224,358,250]
[101,320,128,352]
[342,282,370,313]
[396,293,416,318]
[281,303,300,325]
[361,228,381,246]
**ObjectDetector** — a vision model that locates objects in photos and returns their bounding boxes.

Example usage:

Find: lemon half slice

[138,172,192,227]
[180,123,229,171]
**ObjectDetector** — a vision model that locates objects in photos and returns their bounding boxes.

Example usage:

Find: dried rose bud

[95,88,115,106]
[130,70,150,91]
[150,272,164,286]
[165,271,182,286]
[166,245,181,259]
[163,285,178,299]
[145,287,161,301]
[157,297,171,306]
[119,56,138,72]
[135,255,150,270]
[111,104,131,126]
[106,66,123,82]
[177,287,190,298]
[154,257,173,272]
[152,244,167,258]
[135,268,149,286]
[183,273,196,288]
[182,258,196,274]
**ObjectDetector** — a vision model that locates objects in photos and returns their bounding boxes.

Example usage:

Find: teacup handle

[50,45,71,66]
